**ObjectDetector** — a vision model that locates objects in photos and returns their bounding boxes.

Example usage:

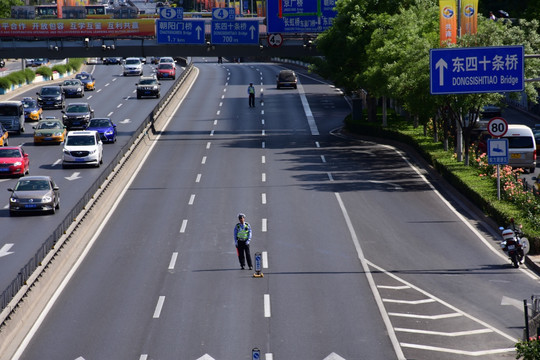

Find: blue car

[86,117,117,143]
[21,97,43,121]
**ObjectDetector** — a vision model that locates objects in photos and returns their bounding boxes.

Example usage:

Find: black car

[36,85,65,109]
[103,57,122,65]
[276,69,298,89]
[136,76,161,99]
[61,103,94,130]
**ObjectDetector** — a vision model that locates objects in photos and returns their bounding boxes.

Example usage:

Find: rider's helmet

[502,229,515,240]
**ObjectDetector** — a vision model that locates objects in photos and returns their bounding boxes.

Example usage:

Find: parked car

[86,117,117,143]
[61,79,85,98]
[62,130,103,168]
[136,76,161,99]
[33,117,66,145]
[8,175,59,215]
[123,57,143,76]
[75,72,96,91]
[0,124,9,146]
[276,69,298,89]
[156,63,176,80]
[0,146,29,177]
[36,85,65,110]
[32,58,49,67]
[62,102,94,130]
[21,97,42,122]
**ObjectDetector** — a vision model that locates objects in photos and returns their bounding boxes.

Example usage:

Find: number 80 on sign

[487,117,508,138]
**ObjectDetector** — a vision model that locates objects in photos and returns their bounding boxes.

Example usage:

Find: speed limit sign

[487,117,508,137]
[268,33,283,48]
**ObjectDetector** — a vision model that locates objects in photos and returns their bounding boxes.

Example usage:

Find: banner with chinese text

[439,0,457,45]
[461,0,478,35]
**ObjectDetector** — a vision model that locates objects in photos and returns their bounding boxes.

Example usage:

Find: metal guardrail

[0,60,193,316]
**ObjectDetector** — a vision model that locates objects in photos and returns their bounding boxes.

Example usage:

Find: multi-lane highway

[1,59,539,360]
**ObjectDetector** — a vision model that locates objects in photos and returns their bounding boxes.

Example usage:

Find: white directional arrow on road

[323,353,346,360]
[74,357,85,360]
[435,58,448,86]
[0,243,14,258]
[196,355,215,360]
[120,118,131,124]
[501,295,526,310]
[65,172,82,181]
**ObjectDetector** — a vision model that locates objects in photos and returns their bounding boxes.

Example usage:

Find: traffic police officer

[234,213,253,270]
[247,83,255,107]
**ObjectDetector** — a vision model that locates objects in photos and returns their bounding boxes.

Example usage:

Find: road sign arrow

[196,25,203,39]
[249,25,256,39]
[0,243,14,258]
[196,355,215,360]
[435,58,448,86]
[323,353,346,360]
[65,172,82,181]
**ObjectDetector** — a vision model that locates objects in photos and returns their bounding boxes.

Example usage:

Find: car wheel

[157,93,160,98]
[50,205,56,214]
[4,138,8,146]
[137,94,141,99]
[25,166,29,175]
[55,198,60,209]
[9,211,16,217]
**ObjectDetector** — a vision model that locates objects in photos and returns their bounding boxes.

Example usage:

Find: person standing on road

[247,83,255,108]
[234,213,253,270]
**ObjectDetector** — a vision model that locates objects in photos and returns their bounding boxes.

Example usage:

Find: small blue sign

[267,0,337,33]
[212,7,235,20]
[159,7,183,20]
[488,138,509,165]
[211,20,259,44]
[430,46,524,95]
[252,348,261,360]
[156,20,205,44]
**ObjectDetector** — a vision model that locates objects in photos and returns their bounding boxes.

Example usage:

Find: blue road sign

[488,138,509,165]
[159,7,183,20]
[211,20,259,44]
[156,20,205,44]
[267,0,337,33]
[212,7,235,20]
[430,46,524,95]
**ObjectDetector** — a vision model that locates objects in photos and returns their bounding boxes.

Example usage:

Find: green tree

[0,0,24,18]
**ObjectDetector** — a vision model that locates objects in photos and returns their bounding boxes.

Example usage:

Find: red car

[156,63,176,80]
[0,146,30,177]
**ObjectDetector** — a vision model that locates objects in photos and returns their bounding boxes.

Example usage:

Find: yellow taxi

[0,124,9,146]
[75,72,96,91]
[22,97,43,121]
[33,117,67,145]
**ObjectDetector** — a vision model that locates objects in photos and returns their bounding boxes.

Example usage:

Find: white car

[62,130,103,168]
[123,57,143,76]
[158,57,175,65]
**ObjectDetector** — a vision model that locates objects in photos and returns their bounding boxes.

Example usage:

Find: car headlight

[55,96,61,101]
[63,149,70,155]
[105,130,113,135]
[42,195,52,202]
[13,161,22,166]
[37,97,42,101]
[54,131,63,136]
[62,115,67,119]
[31,110,38,115]
[152,86,158,90]
[88,149,96,154]
[10,197,18,203]
[77,87,82,92]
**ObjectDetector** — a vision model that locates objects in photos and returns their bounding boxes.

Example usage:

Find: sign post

[487,117,509,200]
[253,252,263,278]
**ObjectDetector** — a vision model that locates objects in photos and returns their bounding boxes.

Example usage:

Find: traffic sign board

[159,7,183,20]
[156,20,205,44]
[430,46,524,94]
[268,33,283,47]
[487,117,508,137]
[212,7,235,20]
[488,138,509,165]
[267,0,337,33]
[211,20,259,45]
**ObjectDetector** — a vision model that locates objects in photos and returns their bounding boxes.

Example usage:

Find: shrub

[23,68,35,83]
[35,66,53,79]
[67,58,84,72]
[6,71,26,85]
[516,337,540,360]
[52,64,67,75]
[0,77,12,90]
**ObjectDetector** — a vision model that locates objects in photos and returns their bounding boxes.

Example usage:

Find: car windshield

[0,106,19,116]
[89,119,111,127]
[66,105,89,113]
[76,74,90,80]
[41,87,60,95]
[23,100,37,108]
[38,121,62,129]
[139,79,157,85]
[0,149,21,158]
[159,64,173,69]
[279,71,296,81]
[63,80,80,86]
[15,179,50,191]
[67,135,95,146]
[126,59,140,65]
[506,136,534,149]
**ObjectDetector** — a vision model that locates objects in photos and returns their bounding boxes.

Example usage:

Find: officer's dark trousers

[237,241,252,268]
[249,94,255,107]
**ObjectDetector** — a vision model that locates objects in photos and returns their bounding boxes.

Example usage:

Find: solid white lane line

[297,80,319,135]
[261,155,266,164]
[196,174,202,182]
[168,252,178,270]
[394,328,492,336]
[261,193,266,204]
[153,296,165,318]
[264,294,271,317]
[383,298,435,305]
[201,156,207,164]
[188,194,195,205]
[179,219,188,233]
[206,142,211,149]
[262,251,268,268]
[399,343,514,356]
[261,218,267,232]
[262,173,266,182]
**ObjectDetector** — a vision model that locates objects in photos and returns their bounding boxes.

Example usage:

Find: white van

[503,124,536,173]
[0,101,25,134]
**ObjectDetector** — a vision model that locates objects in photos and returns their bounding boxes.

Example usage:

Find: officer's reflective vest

[236,223,250,240]
[248,86,255,94]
